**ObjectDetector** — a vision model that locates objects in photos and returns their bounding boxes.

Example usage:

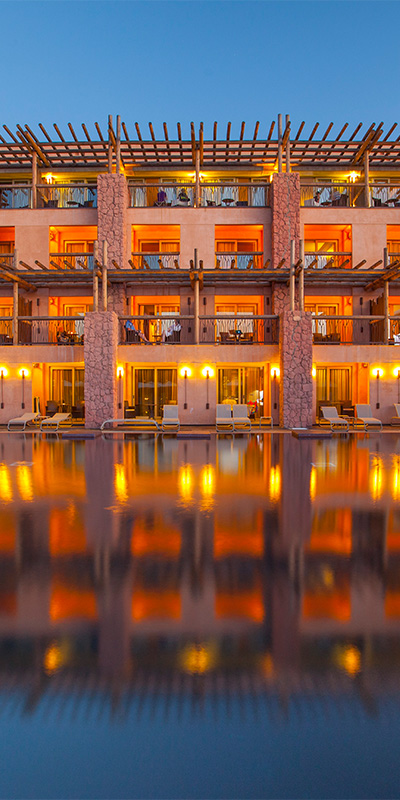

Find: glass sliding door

[156,369,177,417]
[133,368,177,418]
[50,367,84,412]
[316,367,351,417]
[218,368,240,406]
[217,367,264,418]
[135,369,156,417]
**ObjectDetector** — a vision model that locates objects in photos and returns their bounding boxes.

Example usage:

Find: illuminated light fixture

[271,366,280,411]
[269,465,281,502]
[349,172,360,183]
[19,368,29,409]
[312,366,317,378]
[202,365,214,409]
[116,365,124,409]
[0,366,8,409]
[44,173,54,184]
[180,366,192,409]
[372,367,383,409]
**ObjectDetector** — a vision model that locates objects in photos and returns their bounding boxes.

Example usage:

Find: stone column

[279,310,313,428]
[271,173,300,268]
[84,311,118,427]
[97,174,128,267]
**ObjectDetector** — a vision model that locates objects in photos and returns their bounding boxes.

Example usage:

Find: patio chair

[391,404,400,426]
[216,404,234,432]
[100,417,160,432]
[232,404,252,432]
[320,406,349,432]
[161,405,180,433]
[40,413,71,431]
[354,404,382,431]
[7,412,40,431]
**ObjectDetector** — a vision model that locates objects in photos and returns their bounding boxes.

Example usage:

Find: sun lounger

[40,413,71,431]
[216,404,234,432]
[320,406,349,432]
[391,403,400,426]
[7,412,40,431]
[232,404,252,432]
[161,405,180,432]
[100,417,160,432]
[354,404,382,431]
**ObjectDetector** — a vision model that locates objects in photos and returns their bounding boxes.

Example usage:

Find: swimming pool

[0,431,399,799]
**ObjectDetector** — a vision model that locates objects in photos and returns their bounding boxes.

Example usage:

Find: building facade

[1,115,400,427]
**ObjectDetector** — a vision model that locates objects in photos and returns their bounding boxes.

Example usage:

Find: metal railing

[215,251,264,270]
[370,185,400,207]
[305,252,352,269]
[0,317,12,344]
[199,315,279,344]
[0,185,32,209]
[200,183,270,207]
[312,315,386,344]
[128,184,194,208]
[36,184,97,209]
[49,252,94,270]
[119,315,193,344]
[130,252,180,270]
[17,317,84,345]
[301,183,366,208]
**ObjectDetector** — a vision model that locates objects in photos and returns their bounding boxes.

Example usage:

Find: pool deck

[1,423,400,437]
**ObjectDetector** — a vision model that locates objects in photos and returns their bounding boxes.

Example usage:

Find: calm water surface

[0,431,400,799]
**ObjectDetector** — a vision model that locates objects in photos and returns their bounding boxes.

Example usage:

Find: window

[316,367,351,416]
[137,303,180,342]
[132,368,177,418]
[216,240,258,269]
[217,367,264,419]
[51,368,84,411]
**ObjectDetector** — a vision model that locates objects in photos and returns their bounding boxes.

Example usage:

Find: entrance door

[217,367,264,419]
[133,368,177,418]
[51,367,84,412]
[316,367,352,417]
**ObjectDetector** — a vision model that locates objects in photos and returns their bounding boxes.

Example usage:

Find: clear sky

[1,0,399,140]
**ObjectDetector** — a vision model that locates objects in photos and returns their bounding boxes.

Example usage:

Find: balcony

[130,252,180,270]
[118,315,279,345]
[129,184,194,208]
[120,315,190,344]
[37,184,97,209]
[49,252,94,270]
[301,182,400,209]
[305,252,352,269]
[215,251,264,270]
[311,315,390,344]
[0,317,84,345]
[0,185,32,209]
[200,184,270,208]
[128,183,270,208]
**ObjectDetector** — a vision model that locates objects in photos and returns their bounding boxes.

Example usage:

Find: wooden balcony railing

[200,183,270,207]
[129,184,194,208]
[128,182,270,208]
[130,252,180,270]
[0,317,84,346]
[119,316,192,344]
[199,315,279,344]
[312,315,386,344]
[305,252,352,269]
[0,317,13,344]
[37,184,97,209]
[0,185,32,209]
[301,183,364,208]
[215,251,264,270]
[49,252,94,270]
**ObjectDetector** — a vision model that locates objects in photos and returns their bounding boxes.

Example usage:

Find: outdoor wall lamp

[117,365,124,410]
[19,368,29,409]
[201,366,215,409]
[311,366,316,378]
[0,367,8,409]
[270,366,280,410]
[372,367,384,409]
[180,366,192,409]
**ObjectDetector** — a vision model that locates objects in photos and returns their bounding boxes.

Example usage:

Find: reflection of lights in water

[261,653,274,677]
[43,640,71,675]
[180,642,217,674]
[392,456,400,500]
[200,464,215,510]
[322,566,334,589]
[333,644,361,675]
[370,456,384,501]
[309,466,317,500]
[178,464,194,505]
[0,465,12,503]
[114,463,128,503]
[16,465,33,502]
[269,465,281,501]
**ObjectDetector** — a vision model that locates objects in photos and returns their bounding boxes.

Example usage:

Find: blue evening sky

[0,0,398,140]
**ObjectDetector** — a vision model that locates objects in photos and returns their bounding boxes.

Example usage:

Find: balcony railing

[0,185,32,209]
[312,315,386,344]
[200,183,270,207]
[49,252,94,270]
[130,252,180,270]
[119,316,192,344]
[305,252,352,269]
[301,183,364,208]
[0,253,15,269]
[370,185,400,207]
[129,184,194,208]
[37,184,97,209]
[18,317,84,345]
[0,317,12,344]
[215,251,264,270]
[199,315,279,344]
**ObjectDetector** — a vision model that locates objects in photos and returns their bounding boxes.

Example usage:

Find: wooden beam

[353,260,367,269]
[0,265,36,291]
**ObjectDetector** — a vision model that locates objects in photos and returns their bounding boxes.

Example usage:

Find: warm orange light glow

[370,456,384,501]
[44,173,54,184]
[201,365,215,378]
[333,644,361,675]
[270,366,280,378]
[311,366,317,378]
[371,367,384,378]
[178,464,194,506]
[114,463,128,503]
[269,465,281,502]
[349,172,360,183]
[392,456,400,501]
[43,641,71,675]
[179,365,192,378]
[18,368,29,378]
[132,591,181,621]
[0,465,13,503]
[200,464,215,510]
[116,365,124,378]
[0,366,8,378]
[180,642,217,674]
[310,466,317,500]
[16,465,33,502]
[393,366,400,378]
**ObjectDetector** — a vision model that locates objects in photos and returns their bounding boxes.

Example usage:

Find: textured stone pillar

[271,173,300,268]
[97,174,128,267]
[84,311,118,427]
[279,310,313,428]
[108,283,127,316]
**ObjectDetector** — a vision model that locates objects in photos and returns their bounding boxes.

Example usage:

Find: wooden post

[384,246,388,269]
[13,281,18,344]
[285,113,290,173]
[195,145,200,207]
[93,241,99,312]
[278,114,283,173]
[102,240,108,311]
[364,152,370,208]
[108,115,113,174]
[31,152,37,209]
[116,115,121,175]
[299,239,304,312]
[290,239,295,311]
[384,280,390,344]
[194,248,200,344]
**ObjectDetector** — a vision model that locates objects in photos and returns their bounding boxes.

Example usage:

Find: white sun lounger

[232,404,252,432]
[40,413,71,431]
[100,417,160,431]
[216,404,234,432]
[391,403,400,426]
[161,405,180,432]
[7,412,40,431]
[320,406,349,432]
[354,404,382,431]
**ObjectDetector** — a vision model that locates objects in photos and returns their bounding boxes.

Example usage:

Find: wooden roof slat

[24,125,39,143]
[293,121,305,142]
[249,121,259,160]
[190,122,196,164]
[213,122,217,161]
[163,122,172,161]
[225,122,231,162]
[383,123,397,142]
[53,123,66,143]
[121,122,136,162]
[199,122,204,166]
[349,123,362,141]
[38,123,52,143]
[177,123,184,161]
[134,123,148,162]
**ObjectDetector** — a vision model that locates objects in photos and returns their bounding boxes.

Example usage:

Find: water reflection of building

[0,433,400,716]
